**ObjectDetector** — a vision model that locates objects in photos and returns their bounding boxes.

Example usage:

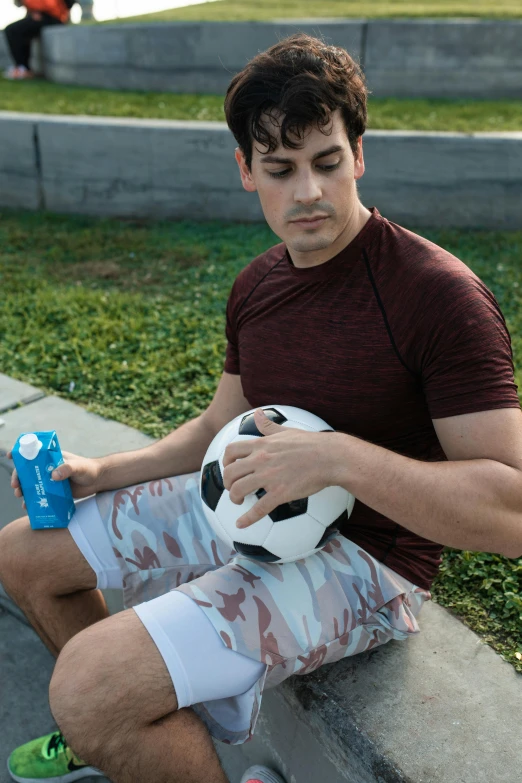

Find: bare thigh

[0,516,97,594]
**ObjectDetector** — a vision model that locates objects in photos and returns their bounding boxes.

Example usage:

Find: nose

[293,168,322,205]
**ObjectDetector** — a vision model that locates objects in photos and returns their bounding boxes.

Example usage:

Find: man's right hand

[7,449,105,511]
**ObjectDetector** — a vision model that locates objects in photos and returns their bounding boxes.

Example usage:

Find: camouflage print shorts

[94,472,431,746]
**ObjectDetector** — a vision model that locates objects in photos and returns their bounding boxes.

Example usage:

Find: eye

[317,162,341,172]
[268,169,291,179]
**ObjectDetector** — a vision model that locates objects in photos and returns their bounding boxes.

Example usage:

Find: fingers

[236,492,273,528]
[228,474,258,505]
[223,439,258,468]
[52,463,69,481]
[223,460,254,493]
[10,468,25,508]
[5,450,26,510]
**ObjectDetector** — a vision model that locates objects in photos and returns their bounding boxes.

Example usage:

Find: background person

[3,0,75,80]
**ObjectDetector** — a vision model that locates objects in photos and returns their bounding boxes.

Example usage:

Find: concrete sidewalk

[0,374,146,782]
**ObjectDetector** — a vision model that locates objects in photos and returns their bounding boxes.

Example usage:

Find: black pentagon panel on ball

[239,407,288,437]
[270,497,308,522]
[316,509,349,548]
[201,460,225,511]
[233,541,280,562]
[254,488,307,522]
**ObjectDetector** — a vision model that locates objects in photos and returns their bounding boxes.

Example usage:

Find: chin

[288,234,334,253]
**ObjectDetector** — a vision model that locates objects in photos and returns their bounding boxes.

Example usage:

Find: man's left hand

[222,408,338,528]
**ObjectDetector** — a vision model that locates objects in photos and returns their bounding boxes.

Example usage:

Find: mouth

[289,215,329,229]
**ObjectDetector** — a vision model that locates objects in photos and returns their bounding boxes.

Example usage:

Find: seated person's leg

[69,495,266,706]
[0,504,107,658]
[48,605,234,783]
[68,494,124,590]
[4,15,41,71]
[134,590,267,708]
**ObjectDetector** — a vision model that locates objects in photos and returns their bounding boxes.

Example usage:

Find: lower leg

[0,518,110,658]
[4,583,109,658]
[4,19,39,68]
[91,707,229,783]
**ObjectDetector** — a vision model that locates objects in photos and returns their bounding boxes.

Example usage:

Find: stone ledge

[37,19,522,99]
[216,600,522,783]
[0,112,521,228]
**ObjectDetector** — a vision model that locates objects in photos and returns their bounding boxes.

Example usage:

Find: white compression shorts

[68,497,267,710]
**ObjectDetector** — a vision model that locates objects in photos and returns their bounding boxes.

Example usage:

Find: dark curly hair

[224,33,368,169]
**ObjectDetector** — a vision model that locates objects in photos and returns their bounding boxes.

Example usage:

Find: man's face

[235,109,365,264]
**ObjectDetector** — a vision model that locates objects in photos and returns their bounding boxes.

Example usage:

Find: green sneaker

[7,729,104,782]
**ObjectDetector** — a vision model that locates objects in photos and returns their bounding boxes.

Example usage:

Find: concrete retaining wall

[365,20,522,99]
[42,20,364,95]
[1,111,521,229]
[38,19,522,99]
[0,114,41,209]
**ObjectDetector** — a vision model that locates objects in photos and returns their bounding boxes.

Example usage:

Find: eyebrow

[260,144,345,165]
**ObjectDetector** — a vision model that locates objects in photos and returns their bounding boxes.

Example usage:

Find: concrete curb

[1,371,521,782]
[35,19,522,100]
[1,110,521,228]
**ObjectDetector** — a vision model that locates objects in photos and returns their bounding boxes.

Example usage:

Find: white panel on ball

[276,421,319,433]
[306,485,352,524]
[264,514,325,561]
[216,491,273,544]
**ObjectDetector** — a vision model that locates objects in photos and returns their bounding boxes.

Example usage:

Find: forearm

[96,415,215,493]
[330,432,522,559]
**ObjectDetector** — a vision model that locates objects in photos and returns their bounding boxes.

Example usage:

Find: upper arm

[432,407,522,471]
[200,371,251,438]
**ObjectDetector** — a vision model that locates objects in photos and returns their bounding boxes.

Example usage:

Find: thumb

[52,463,70,481]
[254,408,284,434]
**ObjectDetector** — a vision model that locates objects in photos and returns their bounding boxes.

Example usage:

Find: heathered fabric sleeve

[224,279,241,375]
[221,243,287,377]
[416,272,520,419]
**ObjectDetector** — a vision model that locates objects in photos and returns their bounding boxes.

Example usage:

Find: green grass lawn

[1,208,521,670]
[1,78,522,132]
[114,0,522,21]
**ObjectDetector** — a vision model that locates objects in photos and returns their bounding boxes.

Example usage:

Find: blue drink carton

[11,431,76,530]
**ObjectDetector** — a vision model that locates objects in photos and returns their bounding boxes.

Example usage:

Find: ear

[353,137,365,181]
[235,148,257,193]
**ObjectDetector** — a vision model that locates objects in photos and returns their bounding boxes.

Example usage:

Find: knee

[49,624,123,761]
[0,517,33,587]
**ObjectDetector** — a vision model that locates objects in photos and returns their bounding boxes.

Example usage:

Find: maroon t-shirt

[223,207,520,590]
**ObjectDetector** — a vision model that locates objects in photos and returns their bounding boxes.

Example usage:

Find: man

[2,33,522,783]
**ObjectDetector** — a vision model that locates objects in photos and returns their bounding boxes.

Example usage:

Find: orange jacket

[24,0,70,23]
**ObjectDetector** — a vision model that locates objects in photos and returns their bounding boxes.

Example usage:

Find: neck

[288,202,372,269]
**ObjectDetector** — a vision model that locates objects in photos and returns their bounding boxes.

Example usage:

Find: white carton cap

[19,433,43,460]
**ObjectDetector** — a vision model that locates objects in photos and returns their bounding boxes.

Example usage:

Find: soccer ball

[199,405,355,564]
